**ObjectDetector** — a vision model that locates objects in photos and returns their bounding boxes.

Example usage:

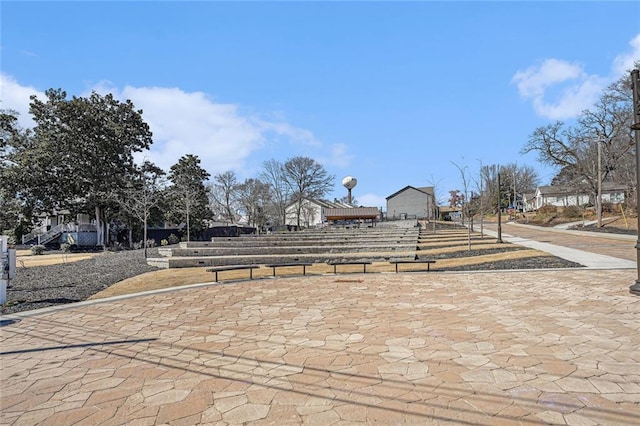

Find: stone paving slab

[2,269,639,425]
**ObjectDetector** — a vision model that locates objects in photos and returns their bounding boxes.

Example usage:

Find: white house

[386,186,435,220]
[530,183,626,210]
[522,193,537,212]
[284,198,351,228]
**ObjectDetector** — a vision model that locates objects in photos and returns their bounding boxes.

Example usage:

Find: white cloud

[613,34,640,76]
[511,59,606,120]
[256,120,321,148]
[0,73,44,128]
[1,76,335,180]
[512,59,585,99]
[116,85,265,175]
[512,33,640,120]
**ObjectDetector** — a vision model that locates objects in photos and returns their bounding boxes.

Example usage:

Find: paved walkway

[2,228,640,425]
[481,223,637,269]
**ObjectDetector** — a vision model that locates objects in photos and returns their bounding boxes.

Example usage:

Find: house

[531,182,627,210]
[285,198,380,228]
[21,212,96,246]
[386,186,436,220]
[522,193,537,212]
[284,198,350,228]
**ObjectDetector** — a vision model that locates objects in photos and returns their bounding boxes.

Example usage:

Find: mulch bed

[420,246,528,258]
[569,225,637,235]
[442,257,583,271]
[2,249,159,315]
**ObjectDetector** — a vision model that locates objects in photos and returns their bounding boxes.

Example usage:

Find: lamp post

[629,69,640,296]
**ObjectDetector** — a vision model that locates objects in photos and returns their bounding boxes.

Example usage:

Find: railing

[21,228,44,245]
[22,224,65,245]
[22,223,97,245]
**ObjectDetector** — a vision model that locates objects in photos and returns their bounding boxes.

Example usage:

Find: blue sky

[2,1,639,209]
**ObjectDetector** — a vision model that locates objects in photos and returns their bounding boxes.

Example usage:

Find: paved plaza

[1,227,640,425]
[1,269,639,425]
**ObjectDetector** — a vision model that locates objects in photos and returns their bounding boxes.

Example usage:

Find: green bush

[161,239,169,246]
[146,239,156,248]
[167,233,180,245]
[31,245,46,255]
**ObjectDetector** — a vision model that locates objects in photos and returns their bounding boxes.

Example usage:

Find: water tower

[342,176,357,205]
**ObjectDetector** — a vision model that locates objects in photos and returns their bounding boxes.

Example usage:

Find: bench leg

[250,269,253,279]
[215,271,219,282]
[272,267,276,277]
[333,264,337,274]
[395,264,398,273]
[302,265,306,276]
[363,264,366,273]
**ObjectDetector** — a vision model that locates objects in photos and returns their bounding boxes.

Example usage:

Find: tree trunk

[143,215,148,258]
[186,196,190,242]
[105,217,110,248]
[95,205,104,248]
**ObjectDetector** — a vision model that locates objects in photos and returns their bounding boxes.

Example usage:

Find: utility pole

[597,138,603,228]
[497,172,503,243]
[629,69,640,296]
[513,166,517,218]
[479,170,484,239]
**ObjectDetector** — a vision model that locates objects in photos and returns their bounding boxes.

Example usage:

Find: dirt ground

[16,250,97,268]
[595,216,638,231]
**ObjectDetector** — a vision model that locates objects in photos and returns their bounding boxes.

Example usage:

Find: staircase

[21,224,65,246]
[147,226,421,269]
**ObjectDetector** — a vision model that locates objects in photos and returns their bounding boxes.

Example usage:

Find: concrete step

[161,244,416,257]
[147,251,417,269]
[179,237,418,249]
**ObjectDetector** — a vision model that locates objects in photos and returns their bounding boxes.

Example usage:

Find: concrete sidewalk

[481,226,637,269]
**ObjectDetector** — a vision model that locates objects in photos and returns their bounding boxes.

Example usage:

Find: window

[609,192,624,203]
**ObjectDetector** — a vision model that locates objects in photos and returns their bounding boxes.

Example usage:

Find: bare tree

[452,162,472,251]
[116,160,165,257]
[209,171,239,223]
[427,175,443,234]
[260,159,290,228]
[521,68,636,206]
[480,163,538,214]
[282,156,335,228]
[473,161,487,238]
[236,178,271,230]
